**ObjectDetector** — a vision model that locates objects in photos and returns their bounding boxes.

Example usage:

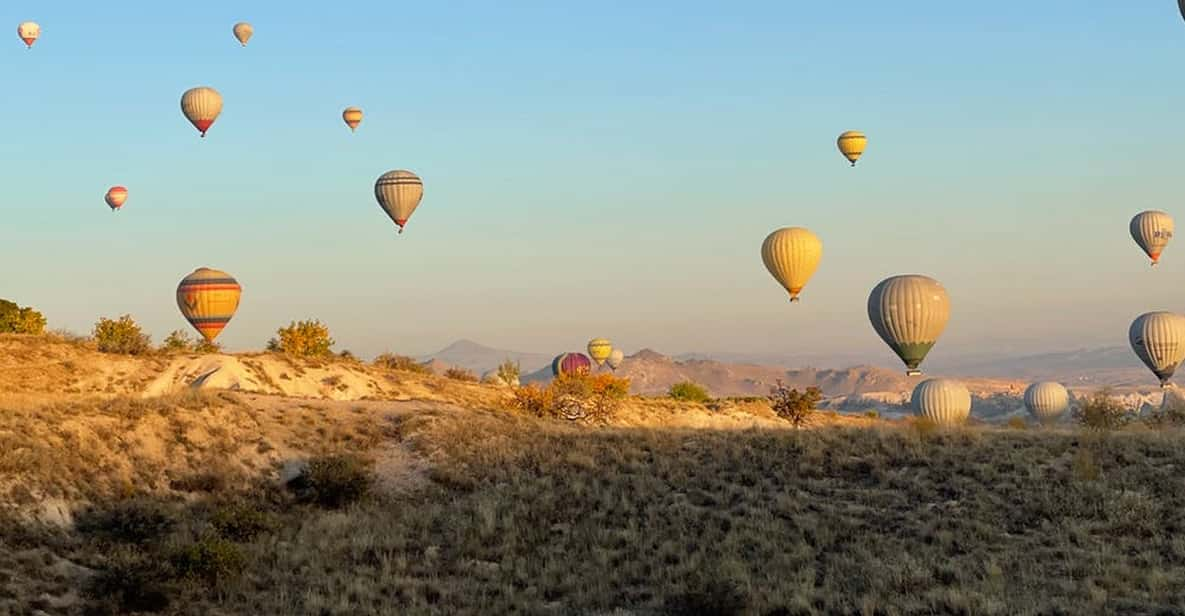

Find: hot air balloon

[176,268,241,343]
[343,107,363,132]
[606,349,625,371]
[761,227,823,302]
[1130,210,1173,266]
[1180,0,1185,23]
[180,87,223,138]
[1023,382,1069,425]
[374,170,423,234]
[1129,311,1185,387]
[868,275,950,376]
[105,186,128,212]
[233,22,253,46]
[911,378,971,426]
[837,130,867,166]
[587,338,612,366]
[552,353,592,378]
[17,22,39,49]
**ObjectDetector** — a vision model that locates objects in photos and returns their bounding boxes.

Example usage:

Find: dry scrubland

[2,335,1185,615]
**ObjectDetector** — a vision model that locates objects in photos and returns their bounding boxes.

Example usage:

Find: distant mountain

[421,340,552,376]
[938,346,1146,385]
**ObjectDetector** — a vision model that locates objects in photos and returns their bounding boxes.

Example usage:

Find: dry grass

[4,399,1185,614]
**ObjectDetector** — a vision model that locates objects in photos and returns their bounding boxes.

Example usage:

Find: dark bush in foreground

[289,454,373,508]
[171,536,246,586]
[208,502,275,542]
[665,576,748,616]
[92,315,152,355]
[75,499,176,545]
[669,381,711,403]
[84,556,173,615]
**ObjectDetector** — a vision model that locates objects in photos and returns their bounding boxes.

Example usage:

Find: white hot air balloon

[1023,382,1070,425]
[180,87,223,138]
[911,378,971,426]
[606,349,625,371]
[374,170,424,234]
[867,275,950,376]
[1129,311,1185,388]
[1130,210,1173,266]
[17,21,39,49]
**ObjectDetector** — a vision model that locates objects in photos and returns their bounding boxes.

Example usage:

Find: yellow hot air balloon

[374,170,424,234]
[761,227,822,303]
[176,268,241,343]
[180,87,223,138]
[837,130,867,166]
[17,21,39,49]
[343,107,363,132]
[233,22,254,46]
[587,338,613,366]
[1130,210,1173,266]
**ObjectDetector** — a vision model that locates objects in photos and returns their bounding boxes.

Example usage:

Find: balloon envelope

[1023,382,1069,424]
[1130,210,1173,266]
[867,275,950,376]
[105,186,128,211]
[911,378,971,426]
[180,87,223,137]
[552,353,592,377]
[233,22,253,46]
[837,130,867,166]
[761,227,822,302]
[374,170,424,234]
[587,338,612,366]
[17,22,39,48]
[606,349,625,371]
[343,107,363,132]
[176,268,241,343]
[1129,311,1185,387]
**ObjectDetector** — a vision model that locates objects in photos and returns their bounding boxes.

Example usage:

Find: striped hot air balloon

[1130,210,1173,266]
[17,22,39,49]
[761,227,823,302]
[837,130,867,166]
[1023,382,1070,425]
[587,338,613,366]
[868,275,950,376]
[233,22,253,46]
[104,186,128,212]
[176,268,241,343]
[552,353,592,377]
[343,107,363,132]
[911,378,971,427]
[374,170,424,234]
[1129,311,1185,388]
[180,87,223,138]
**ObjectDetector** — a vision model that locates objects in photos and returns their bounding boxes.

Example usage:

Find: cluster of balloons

[551,338,626,377]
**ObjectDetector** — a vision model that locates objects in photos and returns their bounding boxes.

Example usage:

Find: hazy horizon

[5,2,1184,365]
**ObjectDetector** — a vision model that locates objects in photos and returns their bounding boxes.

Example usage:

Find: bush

[170,536,246,586]
[669,381,711,403]
[513,374,631,421]
[1147,390,1185,428]
[0,298,46,334]
[444,366,478,382]
[374,352,431,374]
[160,330,195,353]
[1007,416,1028,430]
[511,383,555,416]
[208,502,275,542]
[769,381,822,428]
[665,576,747,616]
[864,410,880,419]
[76,499,176,545]
[194,339,221,354]
[338,349,357,361]
[1074,389,1133,431]
[496,359,521,385]
[93,315,152,355]
[267,319,334,357]
[84,555,173,614]
[288,454,373,508]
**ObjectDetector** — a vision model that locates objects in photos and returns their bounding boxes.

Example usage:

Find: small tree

[93,315,152,355]
[374,352,431,374]
[769,380,822,428]
[496,359,521,386]
[1074,389,1132,431]
[669,381,711,403]
[161,330,195,353]
[268,320,334,358]
[0,299,46,335]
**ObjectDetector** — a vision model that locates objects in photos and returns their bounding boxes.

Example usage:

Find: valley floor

[3,389,1185,615]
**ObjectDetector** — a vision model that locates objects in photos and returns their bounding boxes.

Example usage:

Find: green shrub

[864,410,880,419]
[289,454,373,508]
[669,381,711,403]
[208,502,275,542]
[84,555,173,614]
[769,381,822,428]
[75,499,176,545]
[1074,389,1132,431]
[496,359,521,385]
[171,536,246,586]
[374,352,431,374]
[444,366,478,382]
[160,330,195,353]
[0,298,46,334]
[194,339,221,354]
[92,315,152,355]
[267,319,334,357]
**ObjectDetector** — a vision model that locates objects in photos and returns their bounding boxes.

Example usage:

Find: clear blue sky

[3,1,1185,365]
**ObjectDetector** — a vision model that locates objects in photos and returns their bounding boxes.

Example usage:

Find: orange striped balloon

[176,268,241,343]
[342,107,363,132]
[104,186,128,211]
